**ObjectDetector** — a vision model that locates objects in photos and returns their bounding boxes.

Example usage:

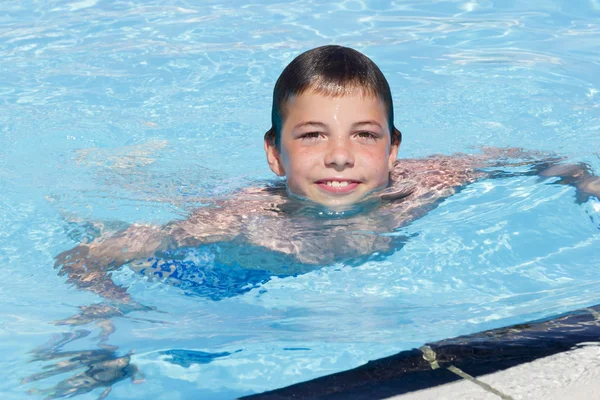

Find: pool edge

[241,305,600,399]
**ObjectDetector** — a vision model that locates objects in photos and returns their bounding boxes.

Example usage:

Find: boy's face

[265,90,399,208]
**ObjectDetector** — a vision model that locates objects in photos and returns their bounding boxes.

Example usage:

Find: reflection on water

[23,304,248,398]
[23,300,171,398]
[23,329,143,400]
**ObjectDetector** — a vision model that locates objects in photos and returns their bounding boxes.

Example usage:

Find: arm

[536,162,600,203]
[477,147,600,202]
[387,148,599,228]
[54,224,170,302]
[54,200,245,301]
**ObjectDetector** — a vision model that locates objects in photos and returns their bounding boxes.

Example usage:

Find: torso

[173,154,486,267]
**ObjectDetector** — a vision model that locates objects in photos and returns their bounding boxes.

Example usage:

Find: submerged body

[171,154,483,264]
[55,149,600,304]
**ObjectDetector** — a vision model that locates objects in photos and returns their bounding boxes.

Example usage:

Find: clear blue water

[1,0,600,398]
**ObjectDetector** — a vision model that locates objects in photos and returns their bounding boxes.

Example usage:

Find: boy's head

[264,45,402,208]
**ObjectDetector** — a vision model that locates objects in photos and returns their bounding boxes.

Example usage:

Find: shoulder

[188,182,288,219]
[391,153,485,193]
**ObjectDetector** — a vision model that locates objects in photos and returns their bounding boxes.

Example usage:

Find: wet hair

[265,45,402,148]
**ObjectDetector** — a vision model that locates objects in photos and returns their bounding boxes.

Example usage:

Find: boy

[56,45,600,305]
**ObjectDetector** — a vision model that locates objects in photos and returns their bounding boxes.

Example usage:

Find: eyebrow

[352,120,383,129]
[292,121,327,130]
[293,120,384,130]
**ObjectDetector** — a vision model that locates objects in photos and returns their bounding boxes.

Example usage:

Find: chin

[315,195,363,209]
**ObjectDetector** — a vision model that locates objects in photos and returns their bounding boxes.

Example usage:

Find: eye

[299,132,322,140]
[356,131,379,140]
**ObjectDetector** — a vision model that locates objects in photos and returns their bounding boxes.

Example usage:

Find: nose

[324,138,355,171]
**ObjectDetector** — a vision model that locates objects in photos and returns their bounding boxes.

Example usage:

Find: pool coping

[241,305,600,399]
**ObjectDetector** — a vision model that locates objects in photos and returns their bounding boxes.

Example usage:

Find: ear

[388,127,401,170]
[264,129,286,176]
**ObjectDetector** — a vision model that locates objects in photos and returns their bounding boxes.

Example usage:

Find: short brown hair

[265,45,402,148]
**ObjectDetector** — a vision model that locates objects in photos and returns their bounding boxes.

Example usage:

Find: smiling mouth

[315,180,360,194]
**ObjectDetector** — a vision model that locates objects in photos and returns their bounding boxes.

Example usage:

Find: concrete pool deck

[243,305,600,399]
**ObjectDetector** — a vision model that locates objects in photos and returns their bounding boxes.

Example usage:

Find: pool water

[1,0,600,398]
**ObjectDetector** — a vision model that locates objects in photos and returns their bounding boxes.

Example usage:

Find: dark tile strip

[241,306,600,400]
[428,309,600,378]
[241,349,462,400]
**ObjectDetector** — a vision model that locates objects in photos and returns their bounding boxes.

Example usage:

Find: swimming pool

[1,0,599,398]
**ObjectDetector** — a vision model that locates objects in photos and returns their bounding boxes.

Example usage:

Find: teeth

[326,181,349,187]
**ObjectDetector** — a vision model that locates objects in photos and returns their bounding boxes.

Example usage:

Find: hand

[54,245,130,302]
[577,176,600,200]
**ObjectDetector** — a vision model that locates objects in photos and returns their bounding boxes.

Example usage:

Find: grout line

[419,345,440,369]
[446,365,515,400]
[584,307,600,320]
[419,345,515,400]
